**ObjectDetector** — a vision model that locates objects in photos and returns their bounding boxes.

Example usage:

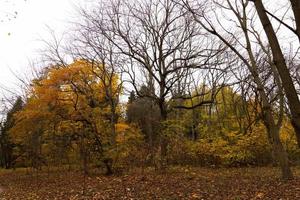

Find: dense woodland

[1,0,300,198]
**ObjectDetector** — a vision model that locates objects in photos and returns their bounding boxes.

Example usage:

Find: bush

[167,124,275,167]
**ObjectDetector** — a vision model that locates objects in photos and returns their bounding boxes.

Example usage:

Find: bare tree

[78,0,221,169]
[182,0,293,179]
[248,0,300,148]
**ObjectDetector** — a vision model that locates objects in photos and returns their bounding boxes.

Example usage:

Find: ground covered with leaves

[0,166,299,199]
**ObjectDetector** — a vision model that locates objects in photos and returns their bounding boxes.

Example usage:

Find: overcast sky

[0,0,84,98]
[0,0,297,102]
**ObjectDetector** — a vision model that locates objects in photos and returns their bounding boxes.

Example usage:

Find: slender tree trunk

[103,97,118,175]
[252,0,300,148]
[265,123,293,179]
[103,158,113,175]
[80,136,89,175]
[158,99,168,171]
[148,100,156,148]
[146,120,154,147]
[244,28,293,179]
[255,86,292,179]
[0,140,4,168]
[292,121,300,148]
[83,151,88,175]
[110,100,117,146]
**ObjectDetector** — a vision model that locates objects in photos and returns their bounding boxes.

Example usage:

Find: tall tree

[249,0,300,148]
[78,0,221,169]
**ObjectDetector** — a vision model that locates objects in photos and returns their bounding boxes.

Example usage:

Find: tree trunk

[83,152,89,175]
[252,0,300,148]
[158,100,168,171]
[244,30,293,179]
[80,136,89,175]
[110,100,117,146]
[103,98,118,175]
[290,0,300,41]
[258,85,293,180]
[292,119,300,148]
[267,125,293,179]
[103,158,113,175]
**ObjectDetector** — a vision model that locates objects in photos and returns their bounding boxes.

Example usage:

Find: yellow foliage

[9,59,123,167]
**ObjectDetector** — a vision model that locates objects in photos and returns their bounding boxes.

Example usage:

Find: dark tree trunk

[252,0,300,148]
[290,0,300,41]
[292,119,300,148]
[103,158,113,175]
[158,99,168,171]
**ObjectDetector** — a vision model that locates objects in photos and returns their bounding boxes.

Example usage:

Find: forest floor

[0,166,299,200]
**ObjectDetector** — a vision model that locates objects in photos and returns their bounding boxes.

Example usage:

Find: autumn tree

[9,60,125,174]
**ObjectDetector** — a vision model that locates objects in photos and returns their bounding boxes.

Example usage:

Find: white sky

[0,0,84,97]
[0,0,297,102]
